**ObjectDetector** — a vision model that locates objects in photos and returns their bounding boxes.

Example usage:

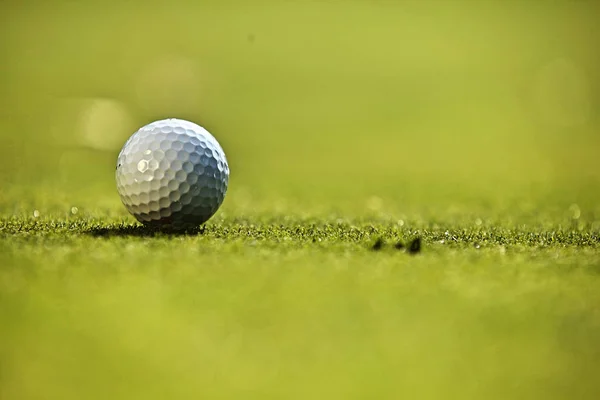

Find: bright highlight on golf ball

[116,118,229,229]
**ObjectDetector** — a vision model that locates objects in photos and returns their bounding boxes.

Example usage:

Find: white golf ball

[116,118,229,229]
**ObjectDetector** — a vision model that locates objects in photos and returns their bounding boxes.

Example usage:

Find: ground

[1,1,600,399]
[2,188,599,399]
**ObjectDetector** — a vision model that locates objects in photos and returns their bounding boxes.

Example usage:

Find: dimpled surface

[116,118,229,229]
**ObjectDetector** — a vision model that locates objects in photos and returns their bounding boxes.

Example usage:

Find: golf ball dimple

[116,118,229,229]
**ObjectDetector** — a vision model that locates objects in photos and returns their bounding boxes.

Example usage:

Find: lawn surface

[1,1,600,399]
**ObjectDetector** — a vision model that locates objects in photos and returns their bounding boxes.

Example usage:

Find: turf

[2,210,600,399]
[2,1,600,399]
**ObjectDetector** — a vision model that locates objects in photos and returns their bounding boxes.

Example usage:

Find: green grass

[2,212,600,399]
[2,1,600,399]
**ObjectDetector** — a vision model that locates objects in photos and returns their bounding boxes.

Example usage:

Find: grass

[2,213,600,399]
[2,1,600,399]
[2,217,599,248]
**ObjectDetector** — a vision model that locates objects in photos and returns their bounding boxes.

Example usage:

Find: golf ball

[116,118,229,229]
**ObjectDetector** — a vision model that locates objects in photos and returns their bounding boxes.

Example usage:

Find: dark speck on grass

[408,237,422,254]
[371,237,384,251]
[394,241,405,250]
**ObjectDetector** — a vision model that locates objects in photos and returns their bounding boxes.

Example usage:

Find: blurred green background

[1,2,600,400]
[1,0,599,217]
